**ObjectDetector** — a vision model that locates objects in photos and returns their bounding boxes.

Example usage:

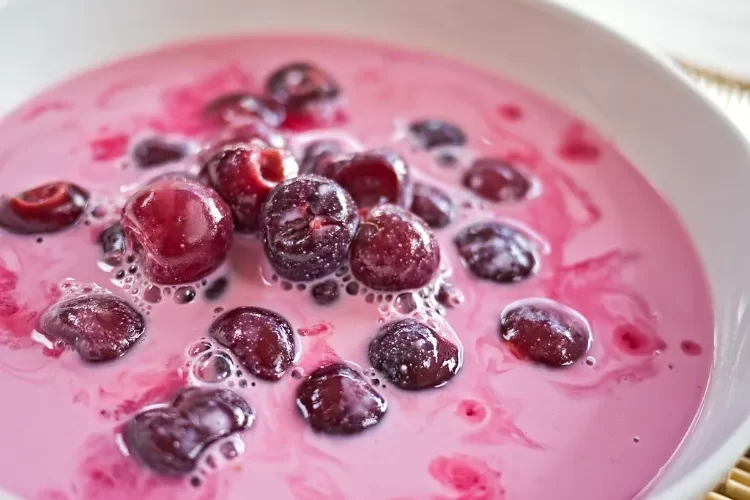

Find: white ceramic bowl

[1,0,750,498]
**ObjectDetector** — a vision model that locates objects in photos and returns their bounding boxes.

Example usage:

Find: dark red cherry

[454,222,536,283]
[299,139,352,177]
[295,363,387,434]
[265,62,341,119]
[0,182,89,234]
[123,387,253,475]
[260,175,359,281]
[369,318,460,390]
[408,119,466,150]
[171,387,255,435]
[327,150,412,210]
[311,280,340,306]
[203,93,286,128]
[98,223,126,265]
[132,137,188,168]
[463,158,532,203]
[121,178,233,284]
[199,122,287,165]
[500,301,591,366]
[350,204,440,291]
[204,143,299,231]
[122,408,206,475]
[209,307,296,381]
[38,294,145,362]
[410,182,454,228]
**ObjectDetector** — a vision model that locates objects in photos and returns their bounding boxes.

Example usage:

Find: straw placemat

[678,60,750,500]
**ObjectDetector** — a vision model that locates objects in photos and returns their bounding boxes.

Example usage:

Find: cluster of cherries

[0,61,592,476]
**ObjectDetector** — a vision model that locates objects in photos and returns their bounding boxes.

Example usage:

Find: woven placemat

[677,60,750,500]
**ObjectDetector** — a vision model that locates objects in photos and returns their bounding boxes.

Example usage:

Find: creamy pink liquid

[0,36,713,500]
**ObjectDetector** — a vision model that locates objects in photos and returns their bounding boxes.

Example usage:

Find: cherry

[123,387,253,475]
[311,280,340,306]
[299,139,351,177]
[327,150,412,209]
[350,204,440,291]
[121,178,233,284]
[463,158,532,203]
[38,294,145,362]
[369,319,460,390]
[122,408,207,475]
[499,300,591,367]
[199,122,287,165]
[295,363,387,434]
[203,93,286,128]
[209,307,296,381]
[132,137,188,168]
[98,223,126,265]
[265,62,341,120]
[204,143,299,231]
[171,387,255,436]
[410,182,455,228]
[0,182,89,234]
[260,175,359,281]
[454,222,536,283]
[408,119,466,150]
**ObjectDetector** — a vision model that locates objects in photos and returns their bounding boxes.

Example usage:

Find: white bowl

[1,0,749,498]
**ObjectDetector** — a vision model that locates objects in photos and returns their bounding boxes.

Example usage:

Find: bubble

[335,266,349,278]
[126,254,135,264]
[91,206,108,218]
[585,356,596,366]
[125,276,134,284]
[296,283,306,291]
[190,476,201,488]
[281,281,293,291]
[174,286,196,304]
[36,237,43,244]
[365,293,375,303]
[394,293,417,314]
[205,455,217,469]
[128,265,138,274]
[342,275,351,283]
[220,441,239,460]
[163,287,172,296]
[238,379,248,388]
[189,340,212,356]
[143,285,162,304]
[385,294,393,302]
[201,279,208,286]
[633,437,640,444]
[213,306,225,314]
[194,352,234,383]
[346,282,360,296]
[291,368,304,379]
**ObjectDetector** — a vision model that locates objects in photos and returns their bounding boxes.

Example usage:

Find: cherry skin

[38,294,145,362]
[369,319,460,390]
[120,178,233,284]
[204,142,299,231]
[408,119,466,150]
[265,62,341,121]
[499,300,591,367]
[454,222,536,284]
[410,182,455,229]
[350,204,440,291]
[132,137,188,169]
[327,150,412,210]
[209,307,296,381]
[260,175,359,281]
[299,139,353,177]
[0,182,89,234]
[123,387,253,475]
[203,93,286,128]
[295,363,387,434]
[463,158,532,203]
[171,387,255,435]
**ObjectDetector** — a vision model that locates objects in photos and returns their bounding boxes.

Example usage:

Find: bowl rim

[1,0,750,498]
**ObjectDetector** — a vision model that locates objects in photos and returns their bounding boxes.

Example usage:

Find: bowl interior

[2,0,750,498]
